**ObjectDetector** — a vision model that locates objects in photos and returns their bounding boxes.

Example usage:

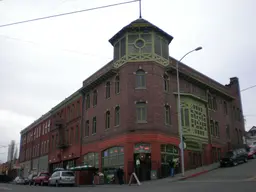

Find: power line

[0,0,139,28]
[241,84,256,92]
[0,34,112,60]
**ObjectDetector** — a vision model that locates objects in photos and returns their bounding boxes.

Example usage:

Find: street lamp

[176,46,202,177]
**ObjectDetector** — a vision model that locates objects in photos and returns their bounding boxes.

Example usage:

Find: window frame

[136,102,147,122]
[135,70,146,88]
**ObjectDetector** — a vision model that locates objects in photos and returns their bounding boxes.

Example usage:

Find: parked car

[33,172,50,186]
[247,146,256,159]
[28,173,37,185]
[220,148,248,167]
[48,170,75,187]
[14,176,25,185]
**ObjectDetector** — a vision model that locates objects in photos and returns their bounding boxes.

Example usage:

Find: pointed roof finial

[139,0,142,18]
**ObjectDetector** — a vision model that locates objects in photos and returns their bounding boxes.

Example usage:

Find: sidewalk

[89,162,220,188]
[143,162,220,185]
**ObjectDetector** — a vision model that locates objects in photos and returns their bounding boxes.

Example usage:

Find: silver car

[48,171,75,187]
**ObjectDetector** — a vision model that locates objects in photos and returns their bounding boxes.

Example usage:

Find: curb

[176,167,219,181]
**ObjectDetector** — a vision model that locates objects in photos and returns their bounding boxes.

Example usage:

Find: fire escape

[54,118,70,149]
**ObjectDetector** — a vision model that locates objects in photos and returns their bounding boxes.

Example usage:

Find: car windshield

[62,172,74,177]
[40,173,49,177]
[225,151,234,157]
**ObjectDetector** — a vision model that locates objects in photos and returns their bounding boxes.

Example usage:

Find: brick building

[48,89,83,172]
[19,17,245,182]
[19,112,51,177]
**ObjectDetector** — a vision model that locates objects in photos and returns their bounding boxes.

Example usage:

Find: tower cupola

[109,18,173,68]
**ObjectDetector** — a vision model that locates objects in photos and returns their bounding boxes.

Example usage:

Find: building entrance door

[134,143,151,181]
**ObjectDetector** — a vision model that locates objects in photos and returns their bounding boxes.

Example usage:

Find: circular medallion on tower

[135,39,145,48]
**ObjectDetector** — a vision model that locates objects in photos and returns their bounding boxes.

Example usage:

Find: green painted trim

[173,92,207,103]
[152,31,155,54]
[177,96,209,146]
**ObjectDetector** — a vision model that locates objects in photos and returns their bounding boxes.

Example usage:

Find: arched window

[102,146,124,168]
[115,76,120,94]
[164,105,171,125]
[106,81,111,99]
[164,74,170,92]
[136,69,146,88]
[93,90,97,106]
[115,106,120,126]
[105,111,110,129]
[83,152,99,168]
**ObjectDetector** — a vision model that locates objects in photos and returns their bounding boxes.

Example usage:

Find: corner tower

[109,18,173,68]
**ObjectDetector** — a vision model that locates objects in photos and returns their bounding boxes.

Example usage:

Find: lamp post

[176,46,202,177]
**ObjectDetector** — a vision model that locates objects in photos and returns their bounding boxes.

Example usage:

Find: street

[2,159,256,192]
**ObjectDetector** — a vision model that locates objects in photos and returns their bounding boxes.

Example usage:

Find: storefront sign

[134,143,151,153]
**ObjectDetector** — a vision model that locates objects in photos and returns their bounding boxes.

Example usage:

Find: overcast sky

[0,0,255,162]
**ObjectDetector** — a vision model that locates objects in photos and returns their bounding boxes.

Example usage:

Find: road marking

[0,187,12,191]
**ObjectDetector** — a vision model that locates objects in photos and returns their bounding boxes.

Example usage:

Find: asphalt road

[2,159,256,192]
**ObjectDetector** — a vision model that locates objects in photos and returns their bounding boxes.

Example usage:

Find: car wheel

[40,181,44,186]
[244,158,248,163]
[33,182,36,186]
[232,161,238,166]
[253,154,256,159]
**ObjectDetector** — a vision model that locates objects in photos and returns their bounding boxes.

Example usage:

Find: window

[47,140,49,152]
[66,129,69,144]
[105,111,110,129]
[115,76,120,94]
[208,94,213,109]
[136,69,146,88]
[84,152,99,168]
[77,101,80,116]
[215,122,219,137]
[226,125,230,139]
[154,34,169,59]
[223,101,228,114]
[93,90,97,106]
[85,121,89,137]
[237,108,241,121]
[212,97,217,110]
[38,126,41,137]
[210,120,214,136]
[164,75,170,92]
[106,82,111,99]
[76,125,79,143]
[236,128,240,144]
[239,129,242,143]
[115,106,120,126]
[86,94,90,109]
[70,127,74,144]
[92,117,97,134]
[136,102,147,122]
[164,105,171,125]
[102,146,124,168]
[184,108,190,126]
[114,36,126,60]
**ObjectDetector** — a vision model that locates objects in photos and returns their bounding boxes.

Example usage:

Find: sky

[0,0,255,162]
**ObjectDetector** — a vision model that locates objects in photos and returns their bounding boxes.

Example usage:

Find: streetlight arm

[179,50,195,63]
